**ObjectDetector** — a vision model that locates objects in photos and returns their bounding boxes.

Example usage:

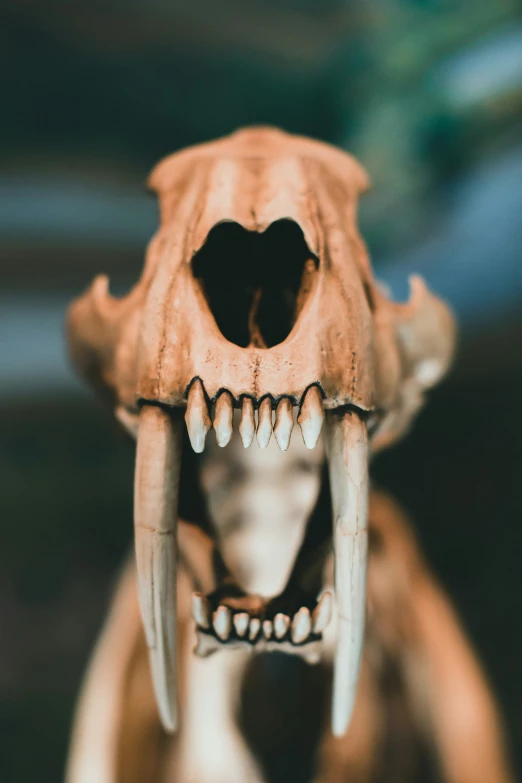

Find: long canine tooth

[134,404,182,733]
[262,619,273,640]
[325,411,369,737]
[249,617,261,641]
[291,607,312,644]
[274,397,294,451]
[192,593,210,629]
[274,613,290,639]
[312,592,333,633]
[256,397,273,449]
[239,397,255,448]
[234,612,249,637]
[298,386,324,449]
[185,379,211,453]
[213,606,232,641]
[213,392,234,447]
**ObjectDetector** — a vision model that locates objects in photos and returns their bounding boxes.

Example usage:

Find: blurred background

[1,1,521,780]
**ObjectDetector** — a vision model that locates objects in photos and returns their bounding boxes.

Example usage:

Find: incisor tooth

[291,607,312,644]
[312,592,333,633]
[256,397,273,449]
[274,613,290,639]
[239,397,255,448]
[249,617,261,641]
[213,606,232,641]
[234,612,249,637]
[192,593,210,629]
[274,397,294,451]
[298,386,324,449]
[185,379,211,453]
[262,620,273,640]
[213,392,234,447]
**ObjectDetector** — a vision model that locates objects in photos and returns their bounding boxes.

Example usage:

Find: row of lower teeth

[191,591,332,644]
[185,380,325,453]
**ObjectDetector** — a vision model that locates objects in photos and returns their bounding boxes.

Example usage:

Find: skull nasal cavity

[191,220,318,348]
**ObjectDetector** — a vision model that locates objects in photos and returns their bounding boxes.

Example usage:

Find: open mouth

[134,391,370,739]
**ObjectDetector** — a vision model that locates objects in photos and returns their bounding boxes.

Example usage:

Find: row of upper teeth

[192,591,332,645]
[185,380,325,453]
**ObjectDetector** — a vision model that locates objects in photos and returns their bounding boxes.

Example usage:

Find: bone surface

[213,392,234,448]
[134,404,182,732]
[325,411,369,737]
[274,397,294,451]
[239,397,256,448]
[256,397,273,450]
[185,379,211,453]
[298,386,325,449]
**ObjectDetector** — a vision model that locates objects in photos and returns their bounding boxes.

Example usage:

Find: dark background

[1,1,521,780]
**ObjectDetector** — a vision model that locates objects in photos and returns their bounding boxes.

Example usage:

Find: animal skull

[67,127,455,739]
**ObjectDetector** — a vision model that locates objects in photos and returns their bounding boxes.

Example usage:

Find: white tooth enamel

[134,404,182,733]
[249,617,261,641]
[274,397,294,451]
[213,392,234,447]
[262,620,273,640]
[312,591,333,633]
[239,397,256,448]
[325,410,369,738]
[185,379,211,453]
[298,385,324,449]
[274,613,290,639]
[213,606,232,641]
[192,593,210,629]
[233,612,249,637]
[256,397,273,449]
[291,607,312,644]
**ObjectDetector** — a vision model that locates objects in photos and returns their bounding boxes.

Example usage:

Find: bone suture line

[325,410,369,737]
[134,404,182,733]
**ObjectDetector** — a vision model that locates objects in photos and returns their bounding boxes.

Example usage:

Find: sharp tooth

[312,592,333,633]
[239,397,255,448]
[185,379,211,453]
[274,397,294,451]
[262,619,273,640]
[213,392,234,447]
[256,397,273,449]
[274,613,290,639]
[298,386,324,449]
[134,404,182,733]
[291,607,312,644]
[324,411,369,738]
[233,612,249,637]
[213,606,232,641]
[192,593,210,629]
[249,617,261,641]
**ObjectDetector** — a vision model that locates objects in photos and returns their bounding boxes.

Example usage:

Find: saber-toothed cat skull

[67,127,455,738]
